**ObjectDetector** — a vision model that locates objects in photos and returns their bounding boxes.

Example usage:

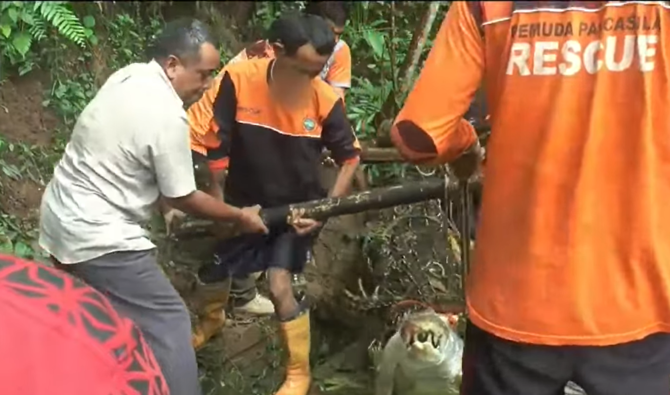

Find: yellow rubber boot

[190,277,232,350]
[275,311,312,395]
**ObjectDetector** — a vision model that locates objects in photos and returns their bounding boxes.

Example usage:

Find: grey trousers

[59,249,201,395]
[230,275,257,306]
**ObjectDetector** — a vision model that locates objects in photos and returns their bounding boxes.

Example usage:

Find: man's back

[394,1,670,346]
[473,0,670,346]
[40,61,192,264]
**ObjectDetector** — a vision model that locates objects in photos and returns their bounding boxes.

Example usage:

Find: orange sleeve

[391,2,484,165]
[325,42,352,89]
[187,71,224,155]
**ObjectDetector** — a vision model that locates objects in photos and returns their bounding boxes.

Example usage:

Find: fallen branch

[358,146,404,163]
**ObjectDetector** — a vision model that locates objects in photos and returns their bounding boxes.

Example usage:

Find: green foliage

[46,74,98,126]
[104,12,163,70]
[0,212,38,259]
[0,135,42,260]
[0,1,93,77]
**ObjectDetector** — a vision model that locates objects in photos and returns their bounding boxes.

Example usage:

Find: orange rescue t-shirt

[392,1,670,346]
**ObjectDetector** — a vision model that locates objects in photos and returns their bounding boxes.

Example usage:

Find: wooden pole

[172,177,481,240]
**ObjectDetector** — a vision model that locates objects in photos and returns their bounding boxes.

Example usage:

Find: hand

[450,140,484,181]
[238,205,269,234]
[289,208,322,236]
[163,208,186,235]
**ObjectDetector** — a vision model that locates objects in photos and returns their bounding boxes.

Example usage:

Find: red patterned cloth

[0,254,169,395]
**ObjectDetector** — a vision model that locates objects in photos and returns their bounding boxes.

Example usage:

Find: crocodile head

[398,309,457,364]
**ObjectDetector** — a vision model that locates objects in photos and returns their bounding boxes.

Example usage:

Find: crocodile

[371,308,588,395]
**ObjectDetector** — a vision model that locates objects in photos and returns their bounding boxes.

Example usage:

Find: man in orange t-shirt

[392,2,670,395]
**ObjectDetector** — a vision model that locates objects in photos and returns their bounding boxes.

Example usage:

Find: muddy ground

[0,76,58,220]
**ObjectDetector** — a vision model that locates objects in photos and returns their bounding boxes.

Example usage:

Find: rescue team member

[180,1,355,318]
[229,1,352,98]
[183,89,275,318]
[187,0,352,198]
[392,2,670,395]
[196,14,360,395]
[38,19,268,395]
[0,254,169,395]
[187,0,352,199]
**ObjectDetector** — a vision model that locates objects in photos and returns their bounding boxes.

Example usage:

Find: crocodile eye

[417,332,428,342]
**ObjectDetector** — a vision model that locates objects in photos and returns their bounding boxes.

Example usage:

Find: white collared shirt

[39,61,197,264]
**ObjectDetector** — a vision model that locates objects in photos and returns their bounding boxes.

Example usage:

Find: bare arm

[321,99,361,198]
[206,168,226,201]
[150,124,245,223]
[164,190,241,221]
[330,160,359,198]
[151,105,265,232]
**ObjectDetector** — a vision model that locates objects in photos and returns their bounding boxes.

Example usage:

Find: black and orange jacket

[211,58,360,208]
[189,40,353,172]
[228,39,352,91]
[393,1,670,346]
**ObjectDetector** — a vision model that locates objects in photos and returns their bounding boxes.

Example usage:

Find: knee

[269,276,292,303]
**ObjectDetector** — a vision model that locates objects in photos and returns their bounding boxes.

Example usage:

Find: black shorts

[461,323,670,395]
[198,225,317,284]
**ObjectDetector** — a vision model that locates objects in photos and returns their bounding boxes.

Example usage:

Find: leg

[460,323,573,395]
[231,274,275,315]
[64,250,201,395]
[575,332,670,395]
[268,268,301,320]
[267,230,315,395]
[231,275,258,305]
[190,276,232,351]
[268,268,311,395]
[192,234,270,348]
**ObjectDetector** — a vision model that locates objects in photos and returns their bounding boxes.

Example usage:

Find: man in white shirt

[39,18,268,395]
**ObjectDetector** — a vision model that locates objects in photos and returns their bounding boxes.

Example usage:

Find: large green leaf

[82,15,95,28]
[0,23,11,38]
[11,31,31,56]
[7,7,18,23]
[363,30,386,60]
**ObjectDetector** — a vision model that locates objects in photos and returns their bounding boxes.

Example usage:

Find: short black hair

[267,14,336,57]
[148,18,217,63]
[304,1,350,27]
